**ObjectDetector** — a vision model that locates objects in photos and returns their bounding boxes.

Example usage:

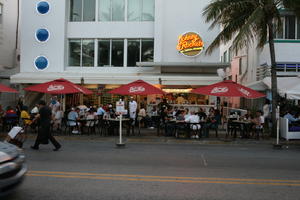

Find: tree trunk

[267,20,278,137]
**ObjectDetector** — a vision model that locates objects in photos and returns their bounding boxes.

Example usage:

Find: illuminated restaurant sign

[176,32,204,57]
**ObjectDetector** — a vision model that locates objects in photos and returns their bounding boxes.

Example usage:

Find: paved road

[4,139,300,200]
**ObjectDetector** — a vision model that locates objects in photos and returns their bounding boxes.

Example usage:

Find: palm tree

[203,0,300,136]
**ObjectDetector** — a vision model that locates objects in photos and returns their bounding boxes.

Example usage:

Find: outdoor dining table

[164,120,206,139]
[230,120,253,138]
[106,118,131,136]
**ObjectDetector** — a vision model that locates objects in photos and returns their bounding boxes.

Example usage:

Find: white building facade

[12,0,227,87]
[0,0,20,107]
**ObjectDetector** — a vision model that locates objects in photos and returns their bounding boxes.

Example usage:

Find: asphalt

[2,138,300,200]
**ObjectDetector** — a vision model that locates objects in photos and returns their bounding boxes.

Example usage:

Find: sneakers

[72,130,80,134]
[195,135,199,139]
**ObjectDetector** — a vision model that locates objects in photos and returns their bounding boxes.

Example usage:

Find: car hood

[0,142,19,163]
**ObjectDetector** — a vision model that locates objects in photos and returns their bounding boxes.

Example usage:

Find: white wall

[0,0,18,69]
[157,0,220,63]
[20,0,66,73]
[19,0,221,76]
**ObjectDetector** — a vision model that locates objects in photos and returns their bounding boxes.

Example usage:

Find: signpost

[116,100,126,147]
[274,106,282,149]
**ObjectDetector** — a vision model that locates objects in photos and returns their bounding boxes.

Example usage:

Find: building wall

[19,0,220,75]
[0,0,19,108]
[0,0,18,69]
[20,0,66,73]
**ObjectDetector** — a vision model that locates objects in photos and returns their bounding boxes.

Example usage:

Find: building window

[297,18,300,39]
[0,3,3,24]
[228,46,232,62]
[275,15,300,39]
[239,58,242,75]
[69,39,95,67]
[99,0,125,21]
[70,0,96,21]
[82,39,95,67]
[127,0,154,21]
[127,39,153,66]
[98,39,124,67]
[98,40,110,66]
[69,38,153,67]
[69,39,81,66]
[141,39,154,62]
[127,39,140,66]
[285,15,296,39]
[223,51,228,63]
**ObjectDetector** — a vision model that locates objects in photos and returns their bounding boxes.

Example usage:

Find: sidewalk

[1,129,299,146]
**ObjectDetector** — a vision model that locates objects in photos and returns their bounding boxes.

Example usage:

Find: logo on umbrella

[239,88,250,97]
[129,86,145,93]
[211,87,228,94]
[47,84,64,91]
[74,86,84,93]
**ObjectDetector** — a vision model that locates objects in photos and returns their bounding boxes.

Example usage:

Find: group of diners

[156,106,222,139]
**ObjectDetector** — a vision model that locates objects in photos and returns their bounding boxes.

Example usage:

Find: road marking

[201,154,208,166]
[26,171,300,186]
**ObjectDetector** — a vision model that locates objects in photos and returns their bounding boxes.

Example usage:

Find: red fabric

[191,80,265,99]
[0,84,18,93]
[108,80,166,95]
[23,78,93,95]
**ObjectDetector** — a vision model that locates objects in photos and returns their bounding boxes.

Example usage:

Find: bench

[280,117,300,140]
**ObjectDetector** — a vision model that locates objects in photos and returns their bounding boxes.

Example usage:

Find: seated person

[20,106,32,126]
[185,111,201,139]
[243,110,253,120]
[96,104,106,117]
[53,106,64,131]
[85,110,96,127]
[251,110,264,138]
[284,110,300,125]
[4,106,18,126]
[67,108,80,134]
[197,108,207,121]
[138,105,147,128]
[203,109,221,137]
[107,104,116,118]
[149,106,158,117]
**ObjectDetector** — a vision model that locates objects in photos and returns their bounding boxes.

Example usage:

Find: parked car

[0,141,27,196]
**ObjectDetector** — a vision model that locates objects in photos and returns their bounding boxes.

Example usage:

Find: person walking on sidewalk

[31,100,61,151]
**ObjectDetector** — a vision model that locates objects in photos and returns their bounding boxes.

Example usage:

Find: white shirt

[54,110,63,120]
[138,108,146,117]
[263,104,270,118]
[129,101,137,113]
[49,101,61,112]
[185,114,200,123]
[31,106,39,114]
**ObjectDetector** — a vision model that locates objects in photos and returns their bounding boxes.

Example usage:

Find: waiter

[129,97,137,123]
[31,100,61,151]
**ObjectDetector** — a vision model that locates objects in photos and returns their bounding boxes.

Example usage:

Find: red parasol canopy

[23,78,93,95]
[0,84,18,93]
[191,80,265,99]
[108,80,166,95]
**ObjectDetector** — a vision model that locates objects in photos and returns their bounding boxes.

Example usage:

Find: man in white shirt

[129,97,137,120]
[185,111,201,138]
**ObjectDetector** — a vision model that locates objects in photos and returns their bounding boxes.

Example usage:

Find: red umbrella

[23,78,93,95]
[108,80,166,95]
[191,80,265,99]
[0,84,18,93]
